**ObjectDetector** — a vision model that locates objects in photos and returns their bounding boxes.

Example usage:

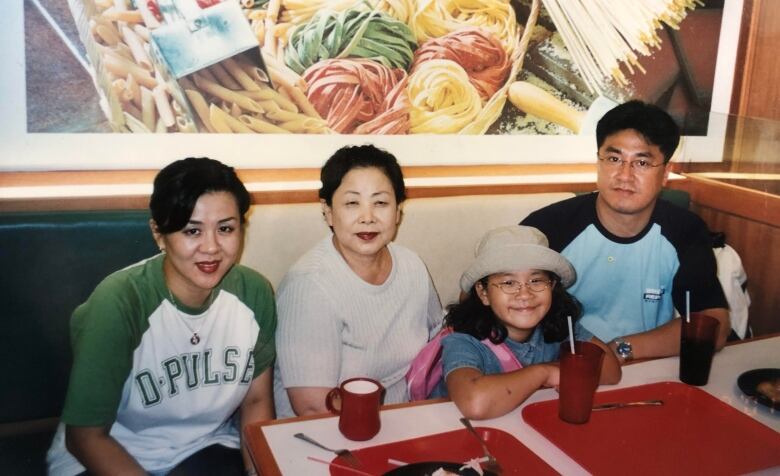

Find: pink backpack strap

[406,327,453,401]
[406,329,522,401]
[482,339,523,372]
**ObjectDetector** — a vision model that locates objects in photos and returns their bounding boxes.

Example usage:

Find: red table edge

[243,398,450,475]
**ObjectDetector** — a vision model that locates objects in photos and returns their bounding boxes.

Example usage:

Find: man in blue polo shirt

[522,100,729,363]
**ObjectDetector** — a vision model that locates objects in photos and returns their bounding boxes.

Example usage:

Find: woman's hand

[65,425,146,476]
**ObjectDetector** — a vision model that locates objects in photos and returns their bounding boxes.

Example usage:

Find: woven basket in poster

[459,0,540,134]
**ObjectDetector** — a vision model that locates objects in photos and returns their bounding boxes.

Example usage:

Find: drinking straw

[567,315,575,354]
[685,290,690,323]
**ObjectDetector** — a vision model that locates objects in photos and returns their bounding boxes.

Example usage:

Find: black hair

[319,144,406,206]
[149,157,250,234]
[444,273,583,344]
[596,100,681,163]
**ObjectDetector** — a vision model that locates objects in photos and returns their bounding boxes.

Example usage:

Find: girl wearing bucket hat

[433,225,621,420]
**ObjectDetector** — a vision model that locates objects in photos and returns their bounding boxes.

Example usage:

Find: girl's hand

[447,363,562,420]
[538,363,560,388]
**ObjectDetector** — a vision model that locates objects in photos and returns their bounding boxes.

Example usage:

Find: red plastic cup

[679,312,720,386]
[325,377,384,441]
[558,341,605,424]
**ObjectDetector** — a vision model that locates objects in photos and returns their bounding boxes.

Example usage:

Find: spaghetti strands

[410,0,518,54]
[303,58,409,134]
[412,27,511,100]
[407,59,482,134]
[284,7,417,75]
[540,0,699,94]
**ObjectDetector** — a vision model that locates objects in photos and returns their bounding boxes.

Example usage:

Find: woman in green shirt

[47,157,276,476]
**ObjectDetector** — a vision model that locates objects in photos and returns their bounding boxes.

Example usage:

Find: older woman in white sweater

[273,144,443,417]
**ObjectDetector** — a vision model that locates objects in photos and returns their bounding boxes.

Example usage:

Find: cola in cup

[679,312,720,386]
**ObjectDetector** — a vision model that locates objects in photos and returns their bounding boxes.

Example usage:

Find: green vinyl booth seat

[0,210,158,475]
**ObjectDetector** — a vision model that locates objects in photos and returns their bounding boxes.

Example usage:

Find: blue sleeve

[441,333,490,378]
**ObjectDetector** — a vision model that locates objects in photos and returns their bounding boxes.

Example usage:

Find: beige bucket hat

[460,225,576,293]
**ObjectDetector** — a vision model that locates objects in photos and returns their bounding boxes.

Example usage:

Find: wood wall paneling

[676,175,780,227]
[693,204,780,336]
[735,0,780,121]
[673,175,780,337]
[728,0,780,172]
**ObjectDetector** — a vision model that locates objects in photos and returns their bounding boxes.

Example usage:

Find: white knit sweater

[274,236,443,418]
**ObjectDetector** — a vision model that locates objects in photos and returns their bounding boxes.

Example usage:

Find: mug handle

[325,387,341,415]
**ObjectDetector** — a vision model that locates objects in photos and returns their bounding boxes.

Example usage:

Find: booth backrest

[243,192,575,307]
[0,211,158,425]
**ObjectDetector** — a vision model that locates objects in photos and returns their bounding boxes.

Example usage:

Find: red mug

[325,377,384,441]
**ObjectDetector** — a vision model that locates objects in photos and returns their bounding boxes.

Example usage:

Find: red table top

[329,427,557,475]
[522,381,780,476]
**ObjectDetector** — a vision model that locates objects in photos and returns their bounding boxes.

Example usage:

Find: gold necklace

[167,288,216,345]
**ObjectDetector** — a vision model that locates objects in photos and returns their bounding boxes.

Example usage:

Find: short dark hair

[150,157,250,234]
[444,273,583,344]
[596,100,681,163]
[319,144,406,206]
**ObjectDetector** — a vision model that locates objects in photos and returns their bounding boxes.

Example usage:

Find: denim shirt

[429,322,593,398]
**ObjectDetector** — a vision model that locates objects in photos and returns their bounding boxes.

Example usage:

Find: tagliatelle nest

[303,58,410,134]
[410,0,519,55]
[407,58,483,133]
[412,27,512,100]
[284,8,418,75]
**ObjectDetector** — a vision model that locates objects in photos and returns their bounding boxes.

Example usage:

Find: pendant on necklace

[190,333,200,345]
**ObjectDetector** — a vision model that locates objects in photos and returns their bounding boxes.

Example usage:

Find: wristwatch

[613,338,633,362]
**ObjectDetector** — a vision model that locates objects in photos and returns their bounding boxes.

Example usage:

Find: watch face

[617,342,632,357]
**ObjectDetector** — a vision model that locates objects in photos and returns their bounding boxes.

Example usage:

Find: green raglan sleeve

[60,275,142,427]
[243,268,277,377]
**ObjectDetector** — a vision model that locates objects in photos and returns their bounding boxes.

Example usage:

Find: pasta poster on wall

[4,0,742,169]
